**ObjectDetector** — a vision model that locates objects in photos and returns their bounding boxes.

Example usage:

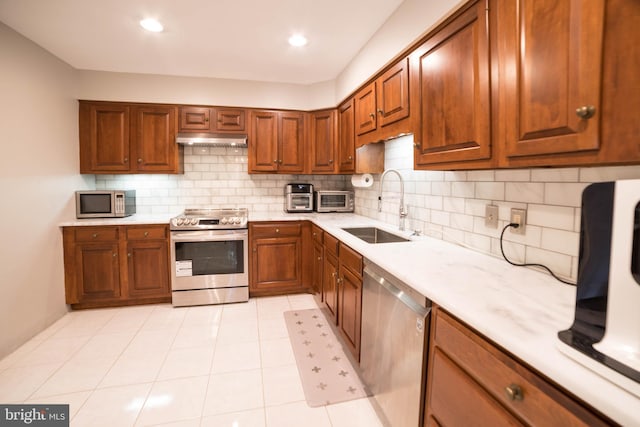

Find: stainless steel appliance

[176,133,247,147]
[75,190,136,218]
[285,183,313,212]
[314,190,354,213]
[170,208,249,307]
[558,179,640,397]
[361,262,431,426]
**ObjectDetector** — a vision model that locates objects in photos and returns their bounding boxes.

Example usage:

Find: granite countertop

[59,212,638,424]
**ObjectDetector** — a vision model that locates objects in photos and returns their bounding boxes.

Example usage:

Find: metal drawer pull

[576,105,596,119]
[505,384,523,401]
[275,229,280,233]
[92,233,98,238]
[144,232,149,237]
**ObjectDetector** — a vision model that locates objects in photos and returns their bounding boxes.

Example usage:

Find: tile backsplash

[353,135,640,282]
[96,138,640,282]
[95,146,349,215]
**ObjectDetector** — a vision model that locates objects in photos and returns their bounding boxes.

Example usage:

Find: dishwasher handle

[364,266,431,319]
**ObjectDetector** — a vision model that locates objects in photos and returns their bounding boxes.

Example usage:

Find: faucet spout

[378,169,408,231]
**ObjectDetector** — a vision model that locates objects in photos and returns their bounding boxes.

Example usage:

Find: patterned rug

[283,309,370,407]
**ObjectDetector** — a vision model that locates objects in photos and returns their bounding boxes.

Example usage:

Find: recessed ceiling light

[140,18,164,33]
[288,34,308,47]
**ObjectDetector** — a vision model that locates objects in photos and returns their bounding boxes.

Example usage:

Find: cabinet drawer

[324,233,340,256]
[250,222,301,238]
[311,224,324,244]
[126,225,167,240]
[339,243,362,277]
[433,310,609,426]
[74,227,119,242]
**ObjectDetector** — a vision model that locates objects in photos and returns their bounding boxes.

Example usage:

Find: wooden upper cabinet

[79,101,182,174]
[412,0,491,167]
[355,82,377,136]
[377,58,410,128]
[133,105,179,172]
[500,0,605,159]
[249,110,305,173]
[279,111,305,173]
[355,57,411,146]
[179,106,246,133]
[79,102,130,173]
[337,99,356,173]
[309,109,337,174]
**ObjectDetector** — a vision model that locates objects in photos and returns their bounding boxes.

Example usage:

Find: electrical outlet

[485,204,498,228]
[510,208,527,235]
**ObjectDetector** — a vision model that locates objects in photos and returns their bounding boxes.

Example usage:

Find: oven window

[175,241,244,275]
[291,195,311,208]
[320,194,346,208]
[80,194,112,214]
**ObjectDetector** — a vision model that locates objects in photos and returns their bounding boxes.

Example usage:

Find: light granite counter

[60,212,638,424]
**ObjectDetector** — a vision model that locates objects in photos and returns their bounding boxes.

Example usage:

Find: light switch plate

[485,205,498,228]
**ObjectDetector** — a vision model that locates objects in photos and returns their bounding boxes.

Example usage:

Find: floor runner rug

[283,308,370,407]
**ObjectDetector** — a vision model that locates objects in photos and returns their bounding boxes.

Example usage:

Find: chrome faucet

[378,169,408,231]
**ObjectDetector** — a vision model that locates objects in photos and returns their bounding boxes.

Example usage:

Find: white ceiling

[0,0,405,85]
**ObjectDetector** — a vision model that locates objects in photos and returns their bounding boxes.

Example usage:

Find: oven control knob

[177,218,185,226]
[171,218,178,227]
[234,217,241,224]
[221,217,228,225]
[189,218,198,226]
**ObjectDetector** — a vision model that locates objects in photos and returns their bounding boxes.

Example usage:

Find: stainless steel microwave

[314,190,354,213]
[75,190,136,218]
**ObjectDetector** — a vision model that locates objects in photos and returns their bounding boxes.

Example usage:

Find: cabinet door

[79,102,130,173]
[214,108,246,132]
[279,111,306,173]
[338,265,362,360]
[412,1,491,166]
[502,0,604,158]
[354,82,377,136]
[126,240,170,299]
[322,252,339,322]
[133,105,179,172]
[74,243,121,302]
[377,58,410,128]
[250,236,302,292]
[249,110,279,172]
[312,242,324,300]
[309,110,337,173]
[337,99,356,173]
[179,106,211,131]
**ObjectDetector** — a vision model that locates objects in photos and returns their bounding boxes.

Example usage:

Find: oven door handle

[171,230,247,242]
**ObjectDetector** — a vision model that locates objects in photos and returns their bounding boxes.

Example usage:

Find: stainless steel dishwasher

[360,262,431,427]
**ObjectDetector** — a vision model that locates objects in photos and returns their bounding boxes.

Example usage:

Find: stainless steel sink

[342,227,410,244]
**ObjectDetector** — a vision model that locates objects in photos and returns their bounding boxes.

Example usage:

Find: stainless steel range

[170,208,249,307]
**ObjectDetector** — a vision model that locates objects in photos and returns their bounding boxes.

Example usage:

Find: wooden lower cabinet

[249,221,311,297]
[425,307,613,426]
[63,225,171,309]
[321,232,363,361]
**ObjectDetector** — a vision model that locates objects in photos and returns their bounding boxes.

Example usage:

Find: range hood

[175,133,247,147]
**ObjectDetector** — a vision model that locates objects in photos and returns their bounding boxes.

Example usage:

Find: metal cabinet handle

[273,159,278,164]
[312,232,316,236]
[576,105,596,119]
[92,233,98,238]
[137,158,143,163]
[413,143,420,149]
[112,253,117,257]
[278,160,283,164]
[505,384,523,401]
[144,232,149,237]
[369,112,375,119]
[317,256,322,261]
[205,117,209,122]
[328,159,333,164]
[275,228,280,233]
[124,157,128,163]
[377,109,384,115]
[127,253,131,257]
[348,155,353,160]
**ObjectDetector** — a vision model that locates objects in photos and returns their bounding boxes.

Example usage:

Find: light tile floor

[0,295,383,426]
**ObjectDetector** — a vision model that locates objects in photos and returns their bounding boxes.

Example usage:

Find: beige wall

[0,22,93,358]
[76,71,336,111]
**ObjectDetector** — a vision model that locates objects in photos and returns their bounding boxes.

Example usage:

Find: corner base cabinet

[425,307,613,426]
[63,224,171,309]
